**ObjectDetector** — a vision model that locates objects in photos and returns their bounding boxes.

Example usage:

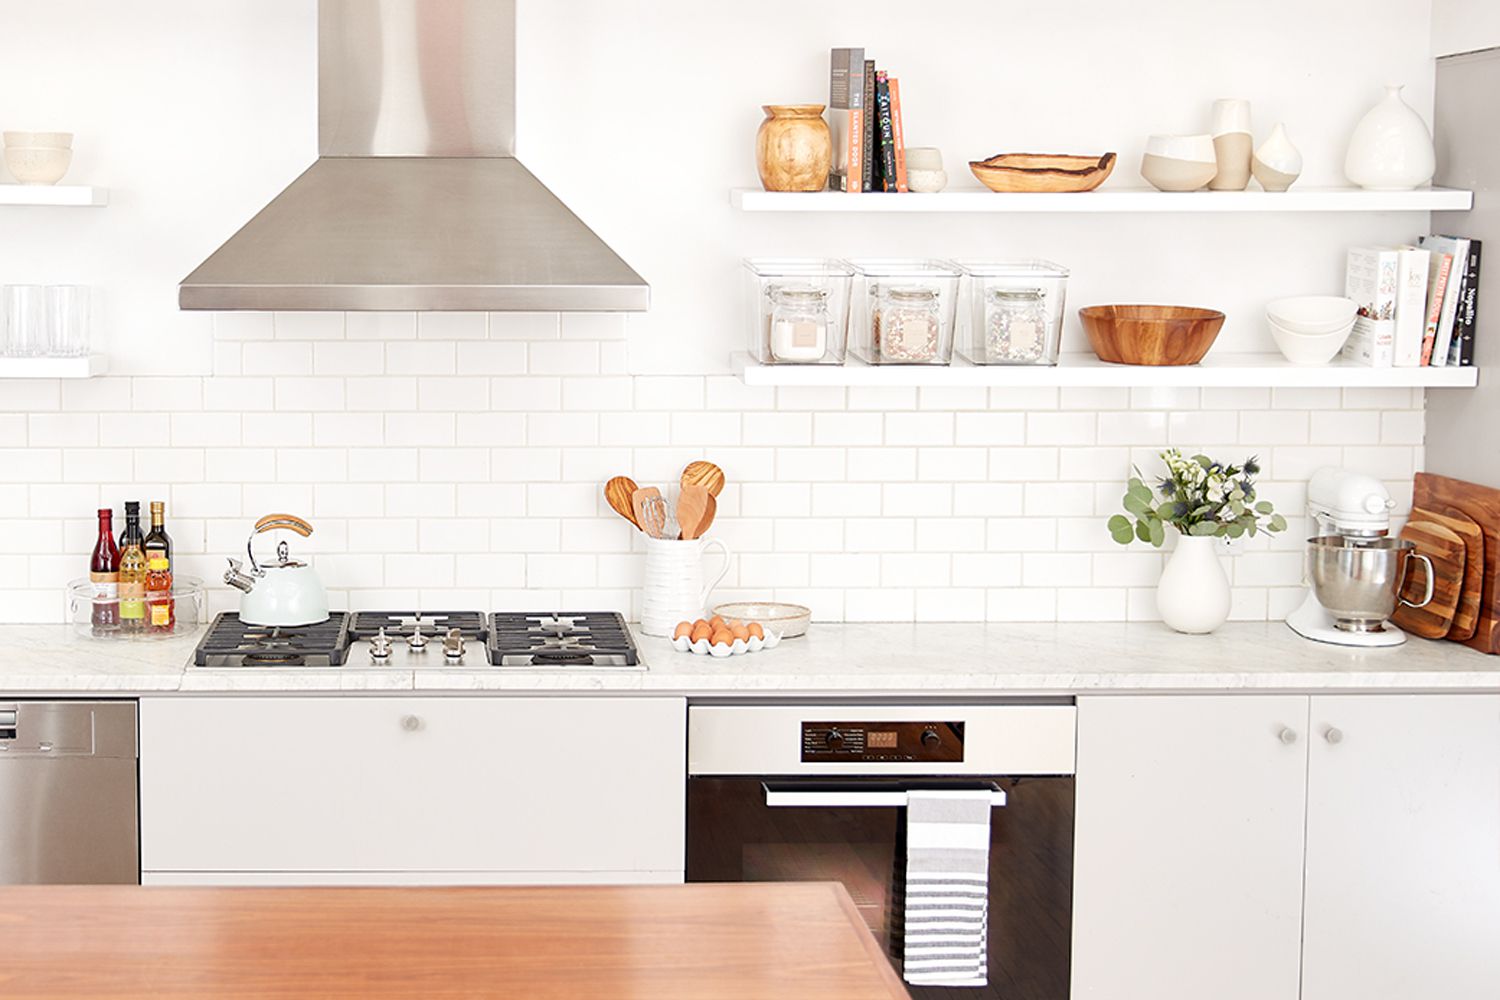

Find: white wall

[1432,0,1500,56]
[0,1,1438,623]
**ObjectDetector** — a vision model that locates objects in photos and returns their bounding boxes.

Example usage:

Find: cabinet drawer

[141,696,685,874]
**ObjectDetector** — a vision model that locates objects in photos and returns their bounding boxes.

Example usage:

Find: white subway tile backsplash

[214,312,275,341]
[529,341,600,375]
[813,412,884,446]
[275,313,345,340]
[417,312,486,340]
[847,447,917,482]
[28,413,98,447]
[488,312,560,340]
[743,412,813,446]
[419,376,490,411]
[457,341,527,375]
[812,483,882,517]
[313,342,385,376]
[346,312,417,340]
[387,341,457,376]
[275,377,346,411]
[1311,411,1381,445]
[885,412,953,446]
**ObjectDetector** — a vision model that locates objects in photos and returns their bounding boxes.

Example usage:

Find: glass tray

[66,576,207,641]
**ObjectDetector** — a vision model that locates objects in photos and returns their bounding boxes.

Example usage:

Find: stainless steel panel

[0,702,139,884]
[1428,47,1500,489]
[319,0,515,157]
[179,158,650,312]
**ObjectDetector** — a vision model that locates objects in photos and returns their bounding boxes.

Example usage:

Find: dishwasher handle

[762,781,1008,808]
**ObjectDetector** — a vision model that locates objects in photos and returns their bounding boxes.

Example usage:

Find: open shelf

[0,355,109,379]
[731,186,1474,214]
[733,352,1480,389]
[0,185,109,207]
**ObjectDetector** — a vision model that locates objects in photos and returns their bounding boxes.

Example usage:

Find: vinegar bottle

[89,508,121,635]
[118,502,147,634]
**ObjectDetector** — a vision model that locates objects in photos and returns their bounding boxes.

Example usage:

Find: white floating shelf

[0,185,109,207]
[731,186,1474,214]
[0,354,108,379]
[734,353,1479,389]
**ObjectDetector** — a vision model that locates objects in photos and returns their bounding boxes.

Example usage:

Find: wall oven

[686,702,1075,1000]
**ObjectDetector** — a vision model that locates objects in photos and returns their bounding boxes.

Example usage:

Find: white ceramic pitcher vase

[640,536,733,636]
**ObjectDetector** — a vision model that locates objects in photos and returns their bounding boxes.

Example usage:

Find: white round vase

[1344,85,1436,191]
[1156,534,1232,634]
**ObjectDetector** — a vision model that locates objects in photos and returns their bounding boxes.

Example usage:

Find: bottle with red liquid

[89,508,121,635]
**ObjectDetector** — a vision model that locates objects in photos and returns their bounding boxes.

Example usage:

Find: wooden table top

[0,882,910,999]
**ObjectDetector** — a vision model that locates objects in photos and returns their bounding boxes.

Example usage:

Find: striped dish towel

[901,788,993,988]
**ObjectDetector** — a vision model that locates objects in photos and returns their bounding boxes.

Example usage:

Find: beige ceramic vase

[756,105,832,192]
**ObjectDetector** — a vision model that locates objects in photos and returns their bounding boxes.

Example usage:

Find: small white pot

[1156,533,1232,634]
[640,535,732,636]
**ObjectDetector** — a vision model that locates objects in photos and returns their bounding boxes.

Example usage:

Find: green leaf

[1255,501,1274,515]
[1107,514,1135,545]
[1149,518,1166,547]
[1189,521,1219,536]
[1123,493,1151,517]
[1127,479,1153,504]
[1227,521,1245,539]
[1136,519,1153,543]
[1269,513,1288,532]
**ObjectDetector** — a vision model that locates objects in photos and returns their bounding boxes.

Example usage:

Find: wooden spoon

[681,460,726,497]
[678,484,716,540]
[632,487,669,539]
[605,476,641,529]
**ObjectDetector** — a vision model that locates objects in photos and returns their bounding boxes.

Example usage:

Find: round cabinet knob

[401,714,422,732]
[921,730,941,748]
[825,729,844,749]
[1278,727,1298,745]
[1324,727,1344,745]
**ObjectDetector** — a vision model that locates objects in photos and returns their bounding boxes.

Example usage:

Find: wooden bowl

[968,152,1116,193]
[1079,304,1226,366]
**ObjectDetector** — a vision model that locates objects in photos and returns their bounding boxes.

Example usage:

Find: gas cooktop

[193,611,643,670]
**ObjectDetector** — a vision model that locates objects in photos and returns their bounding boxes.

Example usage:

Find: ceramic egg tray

[671,629,783,658]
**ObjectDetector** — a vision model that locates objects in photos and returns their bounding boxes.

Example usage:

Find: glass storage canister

[849,259,961,365]
[955,259,1069,366]
[743,258,854,365]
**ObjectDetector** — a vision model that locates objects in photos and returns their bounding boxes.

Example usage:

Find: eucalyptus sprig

[1108,449,1287,548]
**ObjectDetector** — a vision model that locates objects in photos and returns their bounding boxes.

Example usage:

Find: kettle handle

[1398,552,1436,610]
[254,513,314,537]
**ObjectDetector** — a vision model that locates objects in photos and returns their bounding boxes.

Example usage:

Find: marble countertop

[0,622,1495,697]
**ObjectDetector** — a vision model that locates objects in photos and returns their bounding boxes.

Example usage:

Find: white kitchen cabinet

[1301,694,1500,1000]
[140,696,686,882]
[1071,695,1310,1000]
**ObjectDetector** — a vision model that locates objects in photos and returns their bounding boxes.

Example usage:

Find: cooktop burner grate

[486,611,641,667]
[348,611,489,640]
[194,612,353,668]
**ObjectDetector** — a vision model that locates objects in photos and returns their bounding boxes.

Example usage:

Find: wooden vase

[756,105,831,193]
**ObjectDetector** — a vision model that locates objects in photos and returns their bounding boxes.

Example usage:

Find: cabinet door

[1071,695,1309,1000]
[141,696,685,877]
[1302,694,1500,1000]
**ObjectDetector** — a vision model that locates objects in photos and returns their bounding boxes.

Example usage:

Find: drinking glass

[46,285,90,356]
[3,285,48,357]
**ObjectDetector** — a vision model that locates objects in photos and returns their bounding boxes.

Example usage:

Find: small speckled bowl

[710,601,811,638]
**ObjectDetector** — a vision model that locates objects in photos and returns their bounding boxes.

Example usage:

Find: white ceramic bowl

[3,131,72,150]
[710,601,811,638]
[1141,134,1218,192]
[1266,295,1359,334]
[1269,316,1354,365]
[3,146,72,185]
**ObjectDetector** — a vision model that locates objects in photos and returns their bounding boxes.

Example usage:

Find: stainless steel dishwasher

[0,700,139,884]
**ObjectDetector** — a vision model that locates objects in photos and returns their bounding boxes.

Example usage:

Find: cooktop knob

[921,729,940,747]
[825,729,845,749]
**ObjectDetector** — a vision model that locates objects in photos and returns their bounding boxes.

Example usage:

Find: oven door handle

[761,782,1008,808]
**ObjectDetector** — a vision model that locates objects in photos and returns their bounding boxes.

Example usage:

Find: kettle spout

[224,557,256,594]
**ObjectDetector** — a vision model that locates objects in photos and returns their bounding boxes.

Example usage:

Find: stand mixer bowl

[1306,536,1433,632]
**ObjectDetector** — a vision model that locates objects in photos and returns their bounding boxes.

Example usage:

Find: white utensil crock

[640,535,732,636]
[1156,533,1232,634]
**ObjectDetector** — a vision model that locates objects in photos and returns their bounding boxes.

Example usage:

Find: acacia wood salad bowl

[968,152,1116,193]
[1079,304,1226,366]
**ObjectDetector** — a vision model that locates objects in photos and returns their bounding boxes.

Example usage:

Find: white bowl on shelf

[1266,295,1358,335]
[4,146,72,185]
[1268,315,1355,365]
[4,131,73,150]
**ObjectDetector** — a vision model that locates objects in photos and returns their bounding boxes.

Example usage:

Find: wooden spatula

[677,485,716,540]
[605,476,641,529]
[1391,519,1467,639]
[1409,505,1484,640]
[681,460,726,497]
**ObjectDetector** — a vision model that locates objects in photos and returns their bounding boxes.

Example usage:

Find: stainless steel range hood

[180,0,648,312]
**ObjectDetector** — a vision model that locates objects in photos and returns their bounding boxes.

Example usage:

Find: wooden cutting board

[1414,473,1500,654]
[1409,504,1485,640]
[1390,519,1467,638]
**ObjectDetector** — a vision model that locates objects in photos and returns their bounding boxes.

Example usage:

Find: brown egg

[673,621,694,640]
[730,624,750,642]
[708,615,726,630]
[710,630,733,647]
[747,622,765,640]
[690,623,712,642]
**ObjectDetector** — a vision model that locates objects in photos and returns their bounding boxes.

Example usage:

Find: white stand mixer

[1286,466,1408,647]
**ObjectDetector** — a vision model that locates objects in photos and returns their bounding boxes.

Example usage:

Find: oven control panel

[801,721,964,763]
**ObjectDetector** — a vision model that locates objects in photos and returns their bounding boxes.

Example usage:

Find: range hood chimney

[179,0,648,312]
